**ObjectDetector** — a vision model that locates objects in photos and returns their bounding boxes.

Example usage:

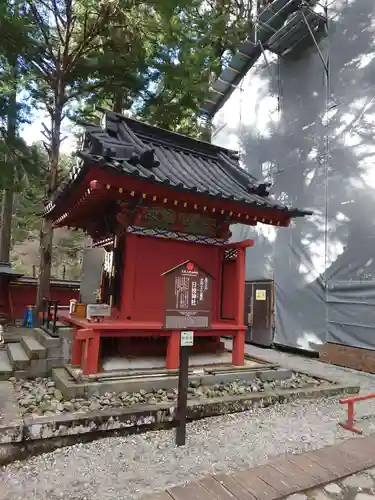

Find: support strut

[300,9,329,75]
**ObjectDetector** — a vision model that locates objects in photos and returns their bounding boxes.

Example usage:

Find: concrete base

[0,380,360,465]
[53,363,293,399]
[0,381,22,445]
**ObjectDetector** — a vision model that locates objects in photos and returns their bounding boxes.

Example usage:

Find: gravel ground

[2,346,375,500]
[12,371,324,418]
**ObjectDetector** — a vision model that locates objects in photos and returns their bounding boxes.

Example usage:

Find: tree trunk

[0,82,17,263]
[0,188,14,262]
[113,91,124,114]
[35,109,62,315]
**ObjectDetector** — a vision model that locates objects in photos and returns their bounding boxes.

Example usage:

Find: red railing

[339,393,375,434]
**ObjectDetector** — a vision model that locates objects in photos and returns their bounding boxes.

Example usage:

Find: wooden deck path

[140,435,375,500]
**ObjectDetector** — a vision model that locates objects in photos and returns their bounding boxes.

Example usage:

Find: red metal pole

[339,397,364,434]
[347,401,354,428]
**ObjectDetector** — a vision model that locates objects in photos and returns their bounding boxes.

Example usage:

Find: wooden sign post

[161,261,213,447]
[176,330,194,446]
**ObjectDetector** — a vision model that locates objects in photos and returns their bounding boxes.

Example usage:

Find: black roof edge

[290,208,313,217]
[80,152,312,217]
[96,107,240,160]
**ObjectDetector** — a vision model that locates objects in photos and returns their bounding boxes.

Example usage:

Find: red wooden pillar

[71,329,83,367]
[233,330,245,366]
[83,331,100,375]
[166,331,180,369]
[232,244,247,366]
[121,234,138,319]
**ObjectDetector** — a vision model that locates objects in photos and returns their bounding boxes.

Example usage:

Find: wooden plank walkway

[140,435,375,500]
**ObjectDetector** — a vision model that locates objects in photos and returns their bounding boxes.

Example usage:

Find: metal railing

[41,298,60,337]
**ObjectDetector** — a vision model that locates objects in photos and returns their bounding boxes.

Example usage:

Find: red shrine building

[44,111,310,375]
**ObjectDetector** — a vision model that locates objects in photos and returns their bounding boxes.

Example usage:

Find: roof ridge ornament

[138,149,160,169]
[247,182,272,197]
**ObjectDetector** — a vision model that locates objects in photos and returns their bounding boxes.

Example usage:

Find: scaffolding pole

[300,9,328,74]
[259,41,275,80]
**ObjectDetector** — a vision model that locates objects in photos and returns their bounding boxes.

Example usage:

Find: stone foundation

[0,379,359,465]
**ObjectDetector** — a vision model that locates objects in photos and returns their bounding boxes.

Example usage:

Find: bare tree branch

[27,2,55,61]
[41,122,51,139]
[66,6,111,73]
[51,0,65,45]
[30,59,53,82]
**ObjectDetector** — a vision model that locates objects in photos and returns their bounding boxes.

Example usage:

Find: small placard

[163,260,212,330]
[181,330,194,347]
[86,303,112,318]
[255,289,266,301]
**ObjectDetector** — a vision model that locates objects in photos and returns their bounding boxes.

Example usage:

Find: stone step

[33,328,61,349]
[7,342,30,371]
[0,350,12,381]
[20,335,47,360]
[3,327,35,343]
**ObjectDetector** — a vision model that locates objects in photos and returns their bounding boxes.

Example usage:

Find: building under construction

[202,0,375,369]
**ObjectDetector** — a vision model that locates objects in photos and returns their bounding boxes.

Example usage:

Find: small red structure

[43,111,310,375]
[338,393,375,434]
[0,261,79,321]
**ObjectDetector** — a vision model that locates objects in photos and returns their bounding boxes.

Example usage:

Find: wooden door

[244,281,274,346]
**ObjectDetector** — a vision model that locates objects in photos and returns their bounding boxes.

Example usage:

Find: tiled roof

[46,111,311,218]
[0,261,22,278]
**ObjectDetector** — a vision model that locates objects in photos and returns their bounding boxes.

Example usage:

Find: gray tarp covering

[213,0,375,351]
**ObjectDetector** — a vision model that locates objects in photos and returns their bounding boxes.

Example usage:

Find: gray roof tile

[47,112,311,219]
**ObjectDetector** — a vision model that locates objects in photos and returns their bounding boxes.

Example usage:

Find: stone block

[52,368,85,399]
[29,359,47,377]
[61,337,72,364]
[23,404,174,441]
[258,368,293,382]
[47,357,64,372]
[58,328,75,342]
[46,358,64,372]
[7,343,29,371]
[13,370,29,380]
[20,336,47,360]
[32,328,61,349]
[47,346,62,359]
[200,371,257,386]
[0,351,12,381]
[0,422,23,444]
